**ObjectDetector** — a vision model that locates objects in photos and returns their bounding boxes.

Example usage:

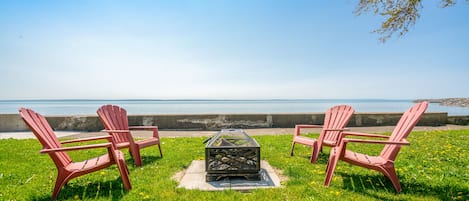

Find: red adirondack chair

[290,105,355,163]
[323,101,428,192]
[19,108,131,200]
[97,105,162,167]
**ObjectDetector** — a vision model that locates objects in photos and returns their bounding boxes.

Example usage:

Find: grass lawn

[0,129,468,201]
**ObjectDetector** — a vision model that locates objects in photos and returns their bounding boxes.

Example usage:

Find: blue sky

[1,0,468,100]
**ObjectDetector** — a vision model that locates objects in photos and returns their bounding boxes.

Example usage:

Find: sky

[0,0,468,100]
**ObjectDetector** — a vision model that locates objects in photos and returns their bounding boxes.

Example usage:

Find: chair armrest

[294,124,323,137]
[40,143,112,153]
[100,129,135,143]
[61,136,112,144]
[101,129,130,133]
[342,138,410,145]
[342,131,390,139]
[129,126,160,138]
[295,125,323,129]
[323,128,349,132]
[128,126,157,130]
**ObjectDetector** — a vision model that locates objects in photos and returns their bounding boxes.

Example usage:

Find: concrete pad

[175,160,282,191]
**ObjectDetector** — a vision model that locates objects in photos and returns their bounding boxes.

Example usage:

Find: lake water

[1,99,468,116]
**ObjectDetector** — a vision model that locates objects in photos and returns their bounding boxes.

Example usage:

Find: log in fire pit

[205,129,261,181]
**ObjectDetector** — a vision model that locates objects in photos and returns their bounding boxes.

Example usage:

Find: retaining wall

[448,116,469,125]
[0,112,461,132]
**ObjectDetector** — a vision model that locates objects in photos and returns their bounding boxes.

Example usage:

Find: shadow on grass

[28,177,129,201]
[338,172,469,201]
[27,155,162,201]
[294,151,330,164]
[315,152,330,164]
[125,155,162,167]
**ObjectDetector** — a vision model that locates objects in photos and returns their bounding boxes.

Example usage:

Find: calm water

[1,99,468,116]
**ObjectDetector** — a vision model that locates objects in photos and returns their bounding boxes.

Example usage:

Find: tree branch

[355,0,467,42]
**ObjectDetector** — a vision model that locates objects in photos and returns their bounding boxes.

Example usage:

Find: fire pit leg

[206,172,261,182]
[244,173,261,181]
[206,174,220,182]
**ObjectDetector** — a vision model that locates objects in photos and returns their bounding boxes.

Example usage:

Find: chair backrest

[18,108,72,168]
[381,101,429,160]
[318,105,355,144]
[97,105,132,144]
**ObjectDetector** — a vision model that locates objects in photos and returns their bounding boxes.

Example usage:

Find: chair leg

[324,147,341,186]
[129,146,143,167]
[115,153,132,190]
[381,166,401,193]
[290,141,296,156]
[309,141,319,163]
[158,144,163,157]
[52,172,70,200]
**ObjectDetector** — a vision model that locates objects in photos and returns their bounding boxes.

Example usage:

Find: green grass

[0,130,468,200]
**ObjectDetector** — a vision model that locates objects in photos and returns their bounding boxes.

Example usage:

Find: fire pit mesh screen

[205,129,260,181]
[207,130,258,147]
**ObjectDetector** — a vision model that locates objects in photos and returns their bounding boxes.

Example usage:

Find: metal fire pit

[205,129,261,181]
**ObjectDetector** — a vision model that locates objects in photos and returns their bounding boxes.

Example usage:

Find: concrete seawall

[2,112,466,132]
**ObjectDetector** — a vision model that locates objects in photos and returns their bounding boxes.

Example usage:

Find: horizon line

[0,98,419,102]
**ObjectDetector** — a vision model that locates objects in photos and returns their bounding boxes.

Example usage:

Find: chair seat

[293,136,317,146]
[322,139,337,146]
[136,138,160,148]
[343,150,387,165]
[115,137,160,149]
[116,142,131,149]
[66,150,124,171]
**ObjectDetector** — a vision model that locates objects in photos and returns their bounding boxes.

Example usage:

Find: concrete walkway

[1,125,469,140]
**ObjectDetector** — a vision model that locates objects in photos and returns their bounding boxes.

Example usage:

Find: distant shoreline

[414,98,469,107]
[2,99,469,115]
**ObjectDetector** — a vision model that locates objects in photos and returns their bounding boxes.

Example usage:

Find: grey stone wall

[0,114,28,131]
[0,112,461,132]
[448,116,469,125]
